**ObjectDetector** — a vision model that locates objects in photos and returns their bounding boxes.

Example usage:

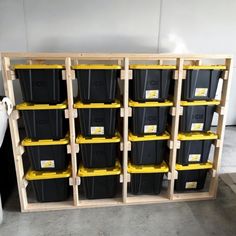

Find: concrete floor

[0,127,236,236]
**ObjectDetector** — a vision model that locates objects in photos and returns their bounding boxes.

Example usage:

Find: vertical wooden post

[65,57,79,205]
[122,57,129,203]
[2,57,28,211]
[209,58,233,197]
[167,58,184,199]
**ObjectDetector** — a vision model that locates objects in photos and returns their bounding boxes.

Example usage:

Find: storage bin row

[23,130,217,175]
[24,160,212,202]
[14,64,225,104]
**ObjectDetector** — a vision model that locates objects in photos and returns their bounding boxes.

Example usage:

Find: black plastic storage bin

[175,162,212,191]
[78,161,121,199]
[179,100,220,132]
[72,64,121,103]
[128,161,169,195]
[182,65,225,101]
[177,132,217,166]
[14,64,66,104]
[22,136,69,171]
[129,65,176,102]
[17,103,68,140]
[129,131,170,165]
[129,100,172,136]
[75,101,120,138]
[25,167,71,202]
[76,133,120,168]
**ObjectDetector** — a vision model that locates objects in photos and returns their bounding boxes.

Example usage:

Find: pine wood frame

[1,53,233,212]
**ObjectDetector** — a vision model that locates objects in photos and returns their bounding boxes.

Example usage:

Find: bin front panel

[177,140,212,165]
[80,143,118,168]
[22,109,68,139]
[131,140,167,165]
[182,70,222,101]
[130,173,164,194]
[130,69,173,102]
[175,169,208,191]
[78,108,117,138]
[179,105,216,132]
[131,107,169,136]
[76,69,119,103]
[26,145,69,171]
[16,69,66,104]
[82,175,118,199]
[32,178,70,202]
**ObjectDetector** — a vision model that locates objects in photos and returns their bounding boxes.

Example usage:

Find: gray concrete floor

[0,127,236,236]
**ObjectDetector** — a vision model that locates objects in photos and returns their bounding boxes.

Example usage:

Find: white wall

[0,0,236,124]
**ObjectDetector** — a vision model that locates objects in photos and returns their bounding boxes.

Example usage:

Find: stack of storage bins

[128,65,175,195]
[14,64,70,202]
[175,65,225,191]
[73,65,122,199]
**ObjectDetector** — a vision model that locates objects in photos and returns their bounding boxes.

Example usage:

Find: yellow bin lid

[183,65,226,70]
[180,100,220,106]
[72,64,121,70]
[22,136,69,146]
[25,166,71,180]
[128,161,169,174]
[14,64,64,69]
[129,100,173,107]
[16,102,67,110]
[76,133,120,144]
[129,131,170,142]
[176,162,213,171]
[178,131,217,141]
[130,65,176,70]
[78,160,121,177]
[74,100,120,109]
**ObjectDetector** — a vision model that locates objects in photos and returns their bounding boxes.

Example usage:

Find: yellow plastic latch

[129,100,173,107]
[76,133,120,144]
[178,131,217,141]
[180,100,220,106]
[129,131,170,142]
[72,64,121,70]
[22,136,69,146]
[74,100,120,109]
[78,160,121,177]
[16,102,67,110]
[25,166,71,180]
[128,161,169,174]
[183,65,226,70]
[14,64,64,69]
[176,162,213,171]
[129,65,176,70]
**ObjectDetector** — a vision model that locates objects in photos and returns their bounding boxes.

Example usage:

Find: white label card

[145,90,159,99]
[144,125,157,133]
[185,182,197,189]
[191,123,204,131]
[91,126,104,135]
[189,154,201,162]
[195,88,208,97]
[40,160,55,168]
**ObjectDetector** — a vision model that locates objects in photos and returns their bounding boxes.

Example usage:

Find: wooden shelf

[1,53,233,212]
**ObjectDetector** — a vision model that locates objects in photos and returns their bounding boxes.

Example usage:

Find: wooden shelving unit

[1,53,233,212]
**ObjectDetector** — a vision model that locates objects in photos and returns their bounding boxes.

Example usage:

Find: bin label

[91,126,104,135]
[191,123,204,131]
[144,125,157,133]
[40,160,55,168]
[185,181,197,189]
[189,154,201,162]
[195,88,208,97]
[145,90,159,99]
